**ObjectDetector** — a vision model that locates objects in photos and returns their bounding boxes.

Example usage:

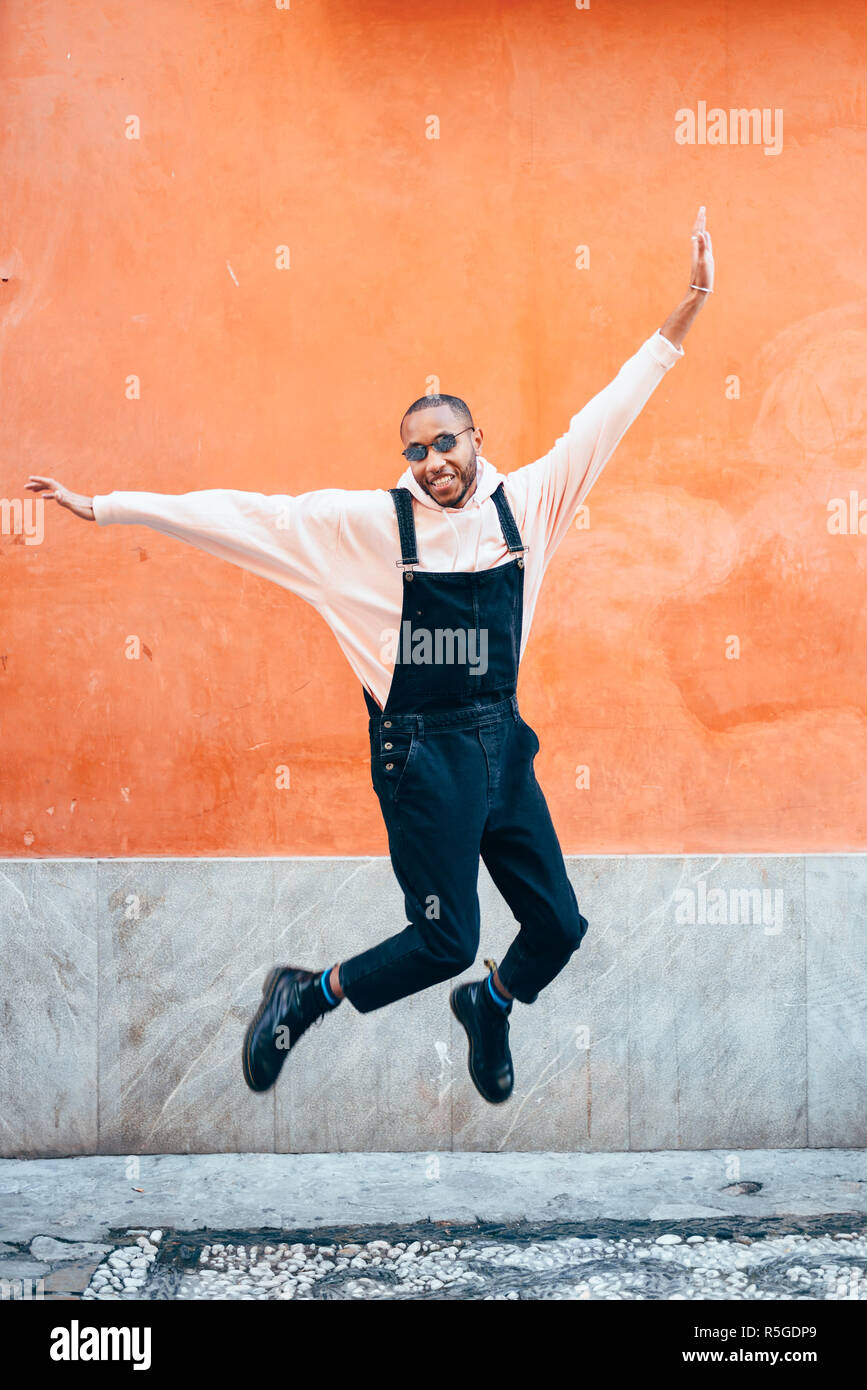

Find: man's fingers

[26,475,68,502]
[25,480,60,500]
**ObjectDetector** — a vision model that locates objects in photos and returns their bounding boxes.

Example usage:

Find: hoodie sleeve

[506,329,684,564]
[91,486,346,607]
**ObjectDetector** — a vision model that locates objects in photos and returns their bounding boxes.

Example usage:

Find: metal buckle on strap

[396,559,418,580]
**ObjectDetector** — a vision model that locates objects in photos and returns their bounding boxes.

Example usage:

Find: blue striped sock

[319,968,342,1008]
[486,972,512,1010]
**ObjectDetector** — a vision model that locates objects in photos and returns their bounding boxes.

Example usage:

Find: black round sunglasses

[401,425,474,463]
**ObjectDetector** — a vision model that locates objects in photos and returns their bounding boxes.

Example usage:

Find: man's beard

[427,454,477,507]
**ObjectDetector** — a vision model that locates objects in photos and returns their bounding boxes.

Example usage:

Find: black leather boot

[242,966,330,1093]
[449,962,514,1104]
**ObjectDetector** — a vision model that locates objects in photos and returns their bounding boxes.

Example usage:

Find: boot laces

[292,976,328,1035]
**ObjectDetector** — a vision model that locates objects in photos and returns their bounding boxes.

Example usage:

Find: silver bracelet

[689,284,713,293]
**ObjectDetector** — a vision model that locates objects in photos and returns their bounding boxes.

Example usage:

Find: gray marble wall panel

[0,861,98,1158]
[623,856,807,1150]
[97,860,275,1155]
[805,858,867,1147]
[0,857,864,1155]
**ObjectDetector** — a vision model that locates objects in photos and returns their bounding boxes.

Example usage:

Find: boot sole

[449,988,513,1105]
[242,966,290,1093]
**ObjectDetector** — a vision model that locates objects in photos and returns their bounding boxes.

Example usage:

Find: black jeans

[338,694,589,1013]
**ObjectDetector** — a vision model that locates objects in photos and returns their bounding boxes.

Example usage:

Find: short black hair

[400,393,474,439]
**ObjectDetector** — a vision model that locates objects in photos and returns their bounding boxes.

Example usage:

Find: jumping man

[27,207,714,1105]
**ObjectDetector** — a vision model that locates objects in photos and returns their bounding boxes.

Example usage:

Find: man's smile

[428,470,457,493]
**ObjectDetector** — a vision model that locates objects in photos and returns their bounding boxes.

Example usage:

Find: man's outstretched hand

[690,205,714,293]
[658,205,714,349]
[25,475,95,521]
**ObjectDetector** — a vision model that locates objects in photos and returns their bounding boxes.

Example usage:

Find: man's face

[400,405,483,509]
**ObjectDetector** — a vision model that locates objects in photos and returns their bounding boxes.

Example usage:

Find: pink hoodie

[93,329,684,708]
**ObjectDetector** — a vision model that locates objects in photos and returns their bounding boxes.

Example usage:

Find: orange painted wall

[3,0,866,856]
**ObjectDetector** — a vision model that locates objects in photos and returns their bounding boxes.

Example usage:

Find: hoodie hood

[394,454,503,510]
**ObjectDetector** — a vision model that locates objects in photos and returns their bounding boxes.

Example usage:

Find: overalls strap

[489,482,526,554]
[388,487,419,567]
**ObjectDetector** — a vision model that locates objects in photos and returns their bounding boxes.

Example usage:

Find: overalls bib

[364,481,527,718]
[339,483,589,1013]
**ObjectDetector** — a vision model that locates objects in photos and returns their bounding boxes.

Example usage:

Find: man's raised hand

[690,205,714,294]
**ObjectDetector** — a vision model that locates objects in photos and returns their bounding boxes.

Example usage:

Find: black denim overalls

[337,482,589,1013]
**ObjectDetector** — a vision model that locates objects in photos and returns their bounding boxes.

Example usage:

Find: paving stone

[43,1259,104,1294]
[0,1257,49,1281]
[30,1237,112,1262]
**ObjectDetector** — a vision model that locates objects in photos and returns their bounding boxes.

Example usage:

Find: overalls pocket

[371,727,420,803]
